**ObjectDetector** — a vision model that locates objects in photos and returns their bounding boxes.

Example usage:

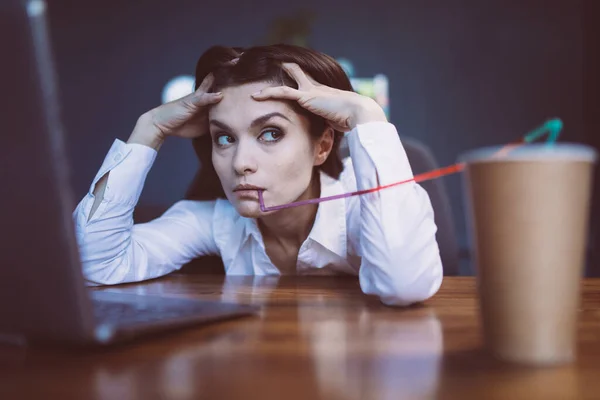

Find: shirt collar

[243,170,347,258]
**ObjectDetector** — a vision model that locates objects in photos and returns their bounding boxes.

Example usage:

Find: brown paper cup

[460,143,597,365]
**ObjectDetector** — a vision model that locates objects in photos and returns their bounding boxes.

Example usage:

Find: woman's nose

[232,141,258,176]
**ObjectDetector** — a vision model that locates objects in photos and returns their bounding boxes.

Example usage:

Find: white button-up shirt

[73,122,443,306]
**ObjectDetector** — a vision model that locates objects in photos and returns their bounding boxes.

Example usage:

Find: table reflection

[93,275,444,399]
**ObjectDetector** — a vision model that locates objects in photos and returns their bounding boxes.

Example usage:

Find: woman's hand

[129,74,222,149]
[251,63,387,132]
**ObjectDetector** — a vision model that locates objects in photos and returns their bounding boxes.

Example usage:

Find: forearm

[88,174,108,221]
[127,112,165,151]
[357,185,443,306]
[88,114,163,221]
[74,135,159,284]
[346,122,443,305]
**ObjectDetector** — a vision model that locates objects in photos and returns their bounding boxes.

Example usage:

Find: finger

[198,92,223,104]
[251,86,301,101]
[281,63,313,88]
[197,73,215,93]
[190,92,223,107]
[180,91,222,110]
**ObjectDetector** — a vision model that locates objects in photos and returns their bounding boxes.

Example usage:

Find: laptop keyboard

[91,297,210,326]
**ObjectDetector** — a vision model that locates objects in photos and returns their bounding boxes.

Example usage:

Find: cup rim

[458,142,598,164]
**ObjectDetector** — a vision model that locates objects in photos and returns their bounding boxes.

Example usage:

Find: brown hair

[185,44,353,200]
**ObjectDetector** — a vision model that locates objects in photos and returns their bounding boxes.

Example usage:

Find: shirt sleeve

[72,139,219,285]
[344,122,443,306]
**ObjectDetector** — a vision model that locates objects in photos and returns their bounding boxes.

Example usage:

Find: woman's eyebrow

[209,112,291,131]
[249,112,291,128]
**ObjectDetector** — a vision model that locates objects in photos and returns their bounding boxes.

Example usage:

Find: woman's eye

[259,129,283,142]
[216,134,235,146]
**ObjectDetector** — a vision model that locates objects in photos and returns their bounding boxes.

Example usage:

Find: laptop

[0,0,256,346]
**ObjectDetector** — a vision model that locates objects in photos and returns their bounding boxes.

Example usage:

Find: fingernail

[251,91,261,96]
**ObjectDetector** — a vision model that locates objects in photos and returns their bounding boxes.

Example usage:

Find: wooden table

[1,275,599,399]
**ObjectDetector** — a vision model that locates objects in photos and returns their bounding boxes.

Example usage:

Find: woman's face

[208,81,326,218]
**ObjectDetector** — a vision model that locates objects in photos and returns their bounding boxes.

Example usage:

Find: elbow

[379,272,443,306]
[78,235,147,286]
[360,254,444,307]
[80,248,139,286]
[82,261,130,286]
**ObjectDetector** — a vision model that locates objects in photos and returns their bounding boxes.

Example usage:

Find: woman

[73,44,443,306]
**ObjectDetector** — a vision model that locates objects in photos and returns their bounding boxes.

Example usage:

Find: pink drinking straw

[258,118,563,212]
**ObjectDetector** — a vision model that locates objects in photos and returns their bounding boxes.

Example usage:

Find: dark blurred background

[45,0,596,275]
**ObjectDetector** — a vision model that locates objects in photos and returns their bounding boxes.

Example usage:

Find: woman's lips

[233,189,261,199]
[233,184,264,191]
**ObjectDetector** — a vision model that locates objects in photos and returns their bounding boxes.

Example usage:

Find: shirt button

[113,153,123,162]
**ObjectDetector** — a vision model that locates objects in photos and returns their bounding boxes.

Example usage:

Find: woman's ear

[313,126,335,166]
